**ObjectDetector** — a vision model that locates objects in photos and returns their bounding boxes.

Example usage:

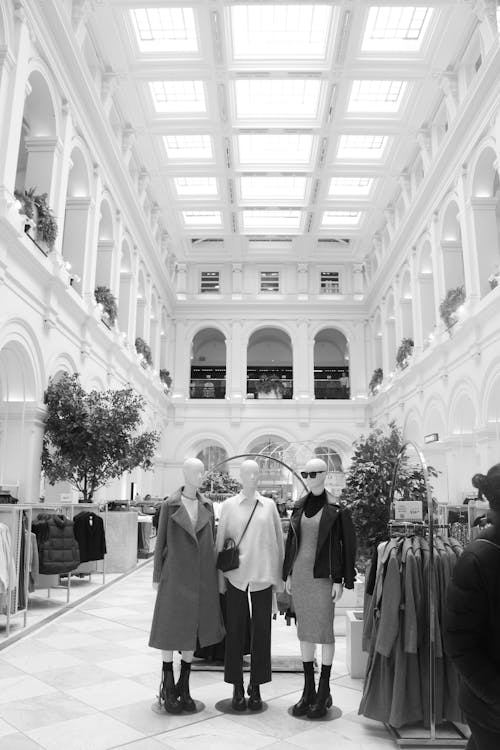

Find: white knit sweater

[216,492,284,593]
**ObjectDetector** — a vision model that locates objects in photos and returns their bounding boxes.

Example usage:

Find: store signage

[394,500,423,521]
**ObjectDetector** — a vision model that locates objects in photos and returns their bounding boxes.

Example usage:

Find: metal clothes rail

[0,505,32,637]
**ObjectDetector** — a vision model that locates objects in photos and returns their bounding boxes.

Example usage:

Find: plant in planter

[159,369,172,389]
[488,265,499,290]
[368,367,383,395]
[340,421,437,572]
[256,374,285,399]
[396,338,414,370]
[135,337,153,367]
[439,286,465,332]
[94,286,118,326]
[14,188,58,248]
[14,187,36,228]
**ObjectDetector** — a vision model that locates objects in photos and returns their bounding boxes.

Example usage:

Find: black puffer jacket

[443,525,500,731]
[32,514,80,575]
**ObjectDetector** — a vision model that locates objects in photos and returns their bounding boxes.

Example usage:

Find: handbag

[217,500,259,572]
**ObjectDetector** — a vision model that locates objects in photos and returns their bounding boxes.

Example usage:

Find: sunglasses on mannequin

[300,471,326,479]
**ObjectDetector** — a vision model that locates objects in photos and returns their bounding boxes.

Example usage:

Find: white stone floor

[0,562,464,749]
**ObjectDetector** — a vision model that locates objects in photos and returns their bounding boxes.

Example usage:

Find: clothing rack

[29,502,108,603]
[0,505,32,636]
[385,441,467,748]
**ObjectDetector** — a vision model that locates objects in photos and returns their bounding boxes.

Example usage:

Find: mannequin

[216,459,284,711]
[283,457,356,718]
[149,457,224,713]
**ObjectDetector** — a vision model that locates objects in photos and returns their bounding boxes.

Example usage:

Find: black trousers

[466,718,500,750]
[224,581,272,685]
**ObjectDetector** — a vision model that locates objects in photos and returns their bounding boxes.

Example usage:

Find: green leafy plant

[159,369,172,388]
[15,188,58,247]
[135,337,153,367]
[200,469,242,498]
[396,338,414,370]
[14,187,36,221]
[368,367,383,395]
[42,373,159,502]
[256,374,285,397]
[94,286,118,325]
[439,286,465,331]
[340,421,437,569]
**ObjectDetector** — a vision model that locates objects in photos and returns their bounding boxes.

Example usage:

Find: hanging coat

[149,488,225,651]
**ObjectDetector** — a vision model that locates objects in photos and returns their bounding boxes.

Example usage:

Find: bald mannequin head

[302,457,328,496]
[240,459,260,494]
[182,457,205,495]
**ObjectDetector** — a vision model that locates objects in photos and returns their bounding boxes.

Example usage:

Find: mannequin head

[301,457,327,496]
[240,459,260,494]
[182,457,205,495]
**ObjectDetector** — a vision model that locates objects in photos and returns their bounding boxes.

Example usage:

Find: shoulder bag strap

[236,500,259,548]
[475,538,500,552]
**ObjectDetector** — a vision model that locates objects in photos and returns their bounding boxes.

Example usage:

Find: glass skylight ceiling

[173,177,218,196]
[182,210,222,226]
[362,7,433,52]
[234,79,321,120]
[240,176,307,201]
[230,5,332,60]
[348,81,407,113]
[131,8,198,53]
[336,135,388,160]
[236,133,314,166]
[149,81,206,113]
[242,209,302,231]
[322,211,362,226]
[329,177,373,196]
[163,135,213,160]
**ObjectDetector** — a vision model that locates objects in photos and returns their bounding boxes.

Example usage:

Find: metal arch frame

[387,440,467,748]
[205,452,308,493]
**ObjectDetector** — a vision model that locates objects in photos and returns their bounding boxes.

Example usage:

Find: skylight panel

[131,8,198,53]
[234,79,321,120]
[322,211,362,226]
[173,177,218,196]
[163,135,213,160]
[240,176,307,201]
[237,133,314,165]
[182,210,222,226]
[328,177,373,196]
[149,81,206,113]
[230,5,332,60]
[348,80,407,113]
[362,7,433,52]
[336,135,388,160]
[242,209,302,230]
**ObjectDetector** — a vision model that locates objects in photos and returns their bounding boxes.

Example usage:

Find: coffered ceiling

[85,1,474,264]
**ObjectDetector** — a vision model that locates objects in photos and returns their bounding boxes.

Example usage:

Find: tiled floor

[0,563,464,749]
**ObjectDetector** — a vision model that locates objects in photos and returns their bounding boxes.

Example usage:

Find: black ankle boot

[292,661,316,717]
[307,664,332,719]
[247,683,262,711]
[232,682,247,711]
[160,662,182,714]
[176,660,196,712]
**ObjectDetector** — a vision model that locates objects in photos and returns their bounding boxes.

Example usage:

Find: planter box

[346,609,368,679]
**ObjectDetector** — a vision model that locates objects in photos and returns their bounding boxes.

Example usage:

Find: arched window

[313,328,349,399]
[247,327,292,399]
[190,328,226,399]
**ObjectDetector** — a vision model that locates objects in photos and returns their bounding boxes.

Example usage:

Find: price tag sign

[394,501,423,521]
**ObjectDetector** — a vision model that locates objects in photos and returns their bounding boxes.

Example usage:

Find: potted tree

[396,338,414,370]
[94,286,118,327]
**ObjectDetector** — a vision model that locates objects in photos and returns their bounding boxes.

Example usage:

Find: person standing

[149,457,224,713]
[444,464,500,749]
[283,457,356,718]
[216,459,284,711]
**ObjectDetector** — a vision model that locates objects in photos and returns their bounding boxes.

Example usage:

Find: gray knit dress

[291,511,335,644]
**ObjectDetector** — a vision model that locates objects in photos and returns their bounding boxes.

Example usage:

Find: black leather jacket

[282,491,357,589]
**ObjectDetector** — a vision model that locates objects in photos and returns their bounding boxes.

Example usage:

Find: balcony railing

[189,378,226,399]
[314,379,350,400]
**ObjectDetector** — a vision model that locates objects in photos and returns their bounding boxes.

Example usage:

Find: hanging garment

[0,523,16,613]
[29,532,39,592]
[73,512,106,563]
[32,514,80,575]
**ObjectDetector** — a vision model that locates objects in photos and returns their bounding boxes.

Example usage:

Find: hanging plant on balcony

[488,265,499,290]
[135,337,153,367]
[396,338,414,370]
[14,188,58,248]
[159,369,172,389]
[94,286,118,325]
[256,374,284,398]
[14,187,36,222]
[439,286,465,332]
[369,367,383,395]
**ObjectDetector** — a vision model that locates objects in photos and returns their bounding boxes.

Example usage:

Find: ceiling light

[230,4,332,60]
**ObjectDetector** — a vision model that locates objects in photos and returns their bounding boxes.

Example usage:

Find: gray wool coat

[149,488,225,651]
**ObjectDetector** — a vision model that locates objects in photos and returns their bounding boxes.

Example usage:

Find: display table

[105,510,138,573]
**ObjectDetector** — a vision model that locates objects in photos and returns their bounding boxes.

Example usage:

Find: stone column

[228,320,245,399]
[293,319,310,399]
[232,263,242,299]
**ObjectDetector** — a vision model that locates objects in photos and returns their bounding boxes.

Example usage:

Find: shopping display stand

[384,441,468,748]
[0,504,32,637]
